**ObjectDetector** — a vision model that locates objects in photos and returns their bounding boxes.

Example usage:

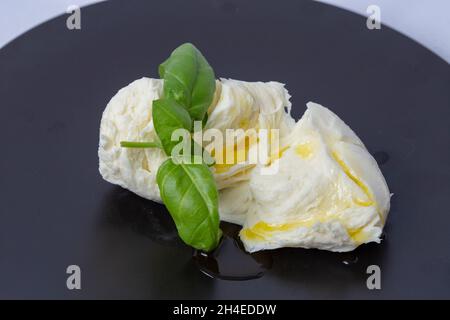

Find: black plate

[0,0,449,299]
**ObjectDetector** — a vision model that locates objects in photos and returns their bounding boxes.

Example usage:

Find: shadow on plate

[99,187,389,285]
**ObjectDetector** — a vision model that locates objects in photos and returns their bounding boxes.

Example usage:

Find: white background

[0,0,449,63]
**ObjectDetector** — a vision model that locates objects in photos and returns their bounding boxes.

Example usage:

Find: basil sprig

[157,159,220,252]
[122,43,221,252]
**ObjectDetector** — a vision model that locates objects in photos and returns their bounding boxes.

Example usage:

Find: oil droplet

[341,253,359,266]
[373,151,389,165]
[193,222,273,280]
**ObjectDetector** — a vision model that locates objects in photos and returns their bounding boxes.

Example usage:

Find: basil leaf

[159,43,216,122]
[157,159,221,251]
[152,98,192,155]
[192,140,215,167]
[201,112,208,129]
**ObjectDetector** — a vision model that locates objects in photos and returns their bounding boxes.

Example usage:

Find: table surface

[1,0,450,63]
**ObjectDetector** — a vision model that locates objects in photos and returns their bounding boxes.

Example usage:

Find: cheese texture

[99,77,390,252]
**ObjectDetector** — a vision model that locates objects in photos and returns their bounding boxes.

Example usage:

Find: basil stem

[157,159,222,252]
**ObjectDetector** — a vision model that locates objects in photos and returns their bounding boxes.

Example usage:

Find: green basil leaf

[201,112,209,129]
[157,159,221,251]
[159,43,216,121]
[120,140,162,149]
[152,98,192,155]
[170,139,216,167]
